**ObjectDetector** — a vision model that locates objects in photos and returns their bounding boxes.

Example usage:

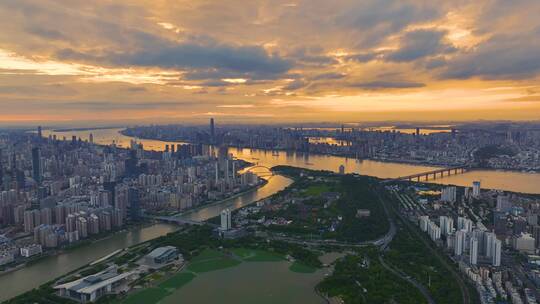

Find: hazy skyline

[1,0,540,125]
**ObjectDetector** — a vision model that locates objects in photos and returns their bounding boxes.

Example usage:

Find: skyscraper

[32,147,42,184]
[455,230,466,256]
[470,237,478,265]
[0,148,3,190]
[220,208,231,231]
[492,239,502,267]
[210,118,215,143]
[127,188,140,221]
[37,126,42,140]
[103,182,117,208]
[472,181,481,198]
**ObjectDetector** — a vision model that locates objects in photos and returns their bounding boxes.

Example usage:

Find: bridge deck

[395,165,469,181]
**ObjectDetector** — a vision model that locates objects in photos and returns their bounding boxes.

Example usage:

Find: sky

[1,0,540,126]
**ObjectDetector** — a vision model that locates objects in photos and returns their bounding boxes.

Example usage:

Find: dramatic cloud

[386,29,456,62]
[0,0,540,124]
[350,81,426,90]
[113,43,291,78]
[442,31,540,79]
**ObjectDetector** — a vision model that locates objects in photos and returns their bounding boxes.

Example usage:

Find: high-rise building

[455,230,466,256]
[441,186,457,203]
[485,232,496,258]
[470,237,478,265]
[492,239,502,267]
[210,118,215,143]
[103,181,117,207]
[220,208,231,231]
[512,233,536,254]
[472,181,481,198]
[0,148,3,190]
[32,147,42,184]
[439,216,454,235]
[496,195,512,212]
[127,188,141,221]
[89,133,94,144]
[37,126,42,140]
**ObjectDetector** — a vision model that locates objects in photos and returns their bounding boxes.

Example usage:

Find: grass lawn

[122,287,170,304]
[147,272,163,281]
[231,248,285,262]
[191,249,224,262]
[289,261,317,273]
[187,258,240,273]
[303,184,332,196]
[160,272,195,290]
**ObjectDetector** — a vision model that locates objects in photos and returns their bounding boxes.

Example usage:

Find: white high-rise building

[513,233,536,254]
[457,217,473,233]
[427,222,441,241]
[492,239,502,267]
[496,195,512,212]
[472,181,481,198]
[455,230,466,256]
[485,232,496,258]
[439,216,454,236]
[470,237,478,265]
[220,208,231,231]
[419,216,429,232]
[441,186,457,203]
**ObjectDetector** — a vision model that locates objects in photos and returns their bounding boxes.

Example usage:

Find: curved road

[387,192,472,304]
[378,255,436,304]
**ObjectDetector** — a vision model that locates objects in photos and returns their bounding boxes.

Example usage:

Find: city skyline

[1,0,540,125]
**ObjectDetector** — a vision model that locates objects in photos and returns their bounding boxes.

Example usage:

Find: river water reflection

[3,127,539,301]
[43,128,540,194]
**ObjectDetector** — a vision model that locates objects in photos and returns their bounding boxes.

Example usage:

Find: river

[0,224,177,301]
[43,128,540,194]
[3,127,538,301]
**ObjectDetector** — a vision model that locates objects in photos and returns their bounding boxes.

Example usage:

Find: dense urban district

[123,121,540,171]
[1,123,540,304]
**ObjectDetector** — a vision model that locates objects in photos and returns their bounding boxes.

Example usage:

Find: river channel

[2,127,538,301]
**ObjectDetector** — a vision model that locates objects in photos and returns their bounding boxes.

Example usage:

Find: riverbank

[0,223,155,277]
[121,128,539,174]
[4,224,330,304]
[171,178,268,218]
[43,127,540,194]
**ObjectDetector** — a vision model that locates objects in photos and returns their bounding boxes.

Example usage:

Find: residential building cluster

[0,127,260,270]
[391,180,540,304]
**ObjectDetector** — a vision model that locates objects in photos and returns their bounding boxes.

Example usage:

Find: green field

[191,249,224,262]
[231,248,285,262]
[160,272,195,290]
[122,287,169,304]
[187,258,241,273]
[289,261,317,273]
[303,184,332,196]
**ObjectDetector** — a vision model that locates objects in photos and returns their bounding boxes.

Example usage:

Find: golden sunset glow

[0,0,539,125]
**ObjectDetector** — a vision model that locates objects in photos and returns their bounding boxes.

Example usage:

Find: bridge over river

[144,215,218,227]
[393,165,471,182]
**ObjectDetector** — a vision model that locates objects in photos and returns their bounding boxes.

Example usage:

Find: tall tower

[37,126,42,140]
[210,118,215,143]
[470,237,478,265]
[0,148,3,190]
[472,181,481,198]
[492,239,501,267]
[127,188,140,221]
[32,147,42,184]
[220,208,231,231]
